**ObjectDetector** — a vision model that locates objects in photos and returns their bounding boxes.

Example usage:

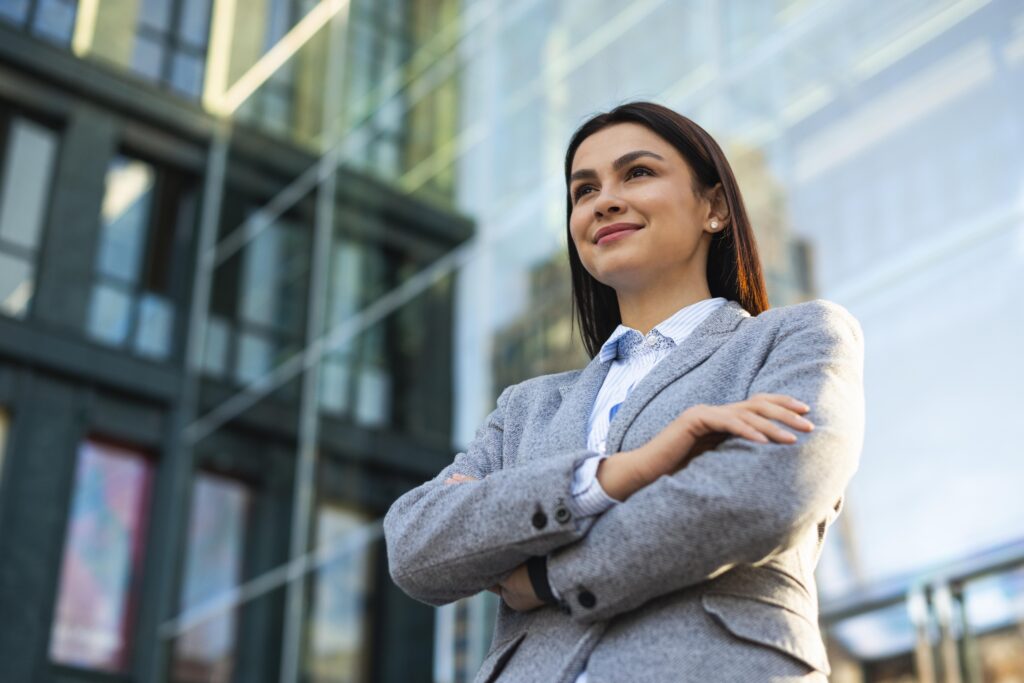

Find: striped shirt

[570,297,729,516]
[567,296,727,683]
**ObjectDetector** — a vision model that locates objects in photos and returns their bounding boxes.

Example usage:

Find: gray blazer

[385,299,865,682]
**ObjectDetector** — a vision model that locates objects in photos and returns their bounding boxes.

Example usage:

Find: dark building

[0,1,467,681]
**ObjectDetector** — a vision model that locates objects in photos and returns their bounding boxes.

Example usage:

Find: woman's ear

[703,183,730,233]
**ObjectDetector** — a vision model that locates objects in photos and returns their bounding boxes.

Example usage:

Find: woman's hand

[598,394,813,501]
[647,392,814,475]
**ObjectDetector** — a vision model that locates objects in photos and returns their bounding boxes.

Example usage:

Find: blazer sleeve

[383,383,600,606]
[545,300,866,623]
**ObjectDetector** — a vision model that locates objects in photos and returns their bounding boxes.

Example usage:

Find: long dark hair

[565,101,769,358]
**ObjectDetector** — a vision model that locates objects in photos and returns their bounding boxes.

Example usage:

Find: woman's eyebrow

[570,150,665,182]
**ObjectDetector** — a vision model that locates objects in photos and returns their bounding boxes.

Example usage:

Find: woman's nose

[594,191,624,217]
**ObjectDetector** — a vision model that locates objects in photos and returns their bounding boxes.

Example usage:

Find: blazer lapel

[604,301,750,455]
[549,353,611,452]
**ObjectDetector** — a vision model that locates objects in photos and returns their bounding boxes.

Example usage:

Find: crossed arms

[383,302,865,623]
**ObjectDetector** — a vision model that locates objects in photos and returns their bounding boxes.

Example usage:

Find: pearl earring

[710,220,719,230]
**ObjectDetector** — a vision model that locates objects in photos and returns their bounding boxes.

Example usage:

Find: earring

[710,220,719,230]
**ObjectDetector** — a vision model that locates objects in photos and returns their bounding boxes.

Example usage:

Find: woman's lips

[597,228,641,245]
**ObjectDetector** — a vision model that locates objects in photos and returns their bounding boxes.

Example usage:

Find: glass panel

[238,219,309,332]
[0,251,33,318]
[172,474,250,683]
[170,51,204,99]
[354,361,389,428]
[98,157,156,284]
[202,315,231,378]
[49,440,154,672]
[235,330,274,385]
[0,0,29,25]
[178,0,211,47]
[86,281,135,347]
[139,0,173,32]
[308,506,373,683]
[0,118,59,251]
[31,0,76,43]
[134,292,174,360]
[318,356,352,415]
[131,34,166,82]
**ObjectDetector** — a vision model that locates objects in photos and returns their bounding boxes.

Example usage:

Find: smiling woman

[384,101,865,682]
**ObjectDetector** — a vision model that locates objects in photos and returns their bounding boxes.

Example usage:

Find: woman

[384,101,864,682]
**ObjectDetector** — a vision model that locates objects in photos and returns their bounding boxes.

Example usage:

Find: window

[0,0,78,46]
[307,505,374,683]
[86,153,196,360]
[49,439,155,672]
[171,473,251,683]
[317,238,392,427]
[235,0,305,134]
[0,112,59,319]
[203,199,310,400]
[130,0,213,99]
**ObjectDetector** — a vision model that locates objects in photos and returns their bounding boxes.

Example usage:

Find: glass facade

[49,439,155,672]
[1,0,1022,681]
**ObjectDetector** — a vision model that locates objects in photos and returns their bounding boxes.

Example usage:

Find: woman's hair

[564,101,769,358]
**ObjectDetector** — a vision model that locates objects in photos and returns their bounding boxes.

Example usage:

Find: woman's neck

[616,281,713,335]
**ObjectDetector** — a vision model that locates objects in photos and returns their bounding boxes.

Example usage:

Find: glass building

[1,1,1023,682]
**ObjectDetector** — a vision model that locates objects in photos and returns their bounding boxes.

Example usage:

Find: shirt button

[531,511,548,529]
[578,590,597,608]
[554,506,572,524]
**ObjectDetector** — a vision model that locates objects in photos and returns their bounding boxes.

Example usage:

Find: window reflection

[0,0,75,45]
[308,505,373,683]
[87,153,194,360]
[0,115,59,319]
[172,474,250,683]
[49,439,154,672]
[31,0,76,44]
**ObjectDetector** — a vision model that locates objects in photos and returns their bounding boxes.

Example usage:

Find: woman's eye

[627,166,653,179]
[573,185,595,202]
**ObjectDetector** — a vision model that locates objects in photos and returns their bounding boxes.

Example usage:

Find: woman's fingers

[747,399,814,432]
[739,413,798,443]
[444,473,478,485]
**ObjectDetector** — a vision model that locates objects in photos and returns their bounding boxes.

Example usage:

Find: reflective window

[0,0,77,45]
[307,505,374,683]
[87,154,196,360]
[171,473,251,683]
[206,196,310,402]
[0,113,59,319]
[130,0,212,99]
[49,439,155,672]
[318,238,392,427]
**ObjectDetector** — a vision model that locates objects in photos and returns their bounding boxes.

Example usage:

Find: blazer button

[578,590,597,609]
[554,506,572,524]
[531,511,548,529]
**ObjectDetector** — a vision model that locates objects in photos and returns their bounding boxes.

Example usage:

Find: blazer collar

[552,300,749,453]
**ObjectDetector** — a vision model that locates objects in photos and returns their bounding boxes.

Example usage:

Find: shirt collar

[597,297,729,363]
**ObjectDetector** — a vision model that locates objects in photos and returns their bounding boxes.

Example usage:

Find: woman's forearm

[597,422,696,501]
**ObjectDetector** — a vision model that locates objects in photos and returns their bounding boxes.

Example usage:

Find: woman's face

[568,122,719,293]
